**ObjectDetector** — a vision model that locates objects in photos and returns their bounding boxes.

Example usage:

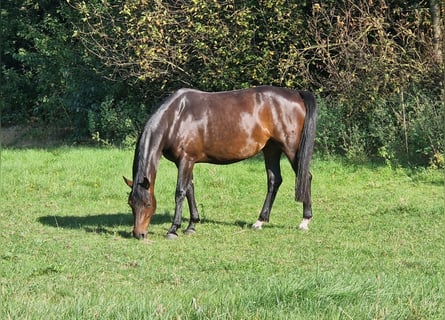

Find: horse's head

[123,176,156,239]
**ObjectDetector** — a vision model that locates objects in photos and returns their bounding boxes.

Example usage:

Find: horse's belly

[181,126,267,163]
[204,140,265,163]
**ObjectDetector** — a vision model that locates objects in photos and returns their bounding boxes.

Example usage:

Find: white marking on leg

[299,218,311,231]
[252,220,265,230]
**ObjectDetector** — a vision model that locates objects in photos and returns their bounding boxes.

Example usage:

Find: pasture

[1,147,444,319]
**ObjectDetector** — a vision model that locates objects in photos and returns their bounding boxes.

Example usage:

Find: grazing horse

[124,86,317,239]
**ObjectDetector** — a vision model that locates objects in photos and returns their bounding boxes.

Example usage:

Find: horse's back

[164,87,307,163]
[175,86,305,124]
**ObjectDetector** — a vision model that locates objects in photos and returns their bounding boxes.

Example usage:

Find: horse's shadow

[38,211,254,238]
[38,211,173,238]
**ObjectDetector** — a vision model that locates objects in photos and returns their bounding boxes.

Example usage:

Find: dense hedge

[1,0,443,167]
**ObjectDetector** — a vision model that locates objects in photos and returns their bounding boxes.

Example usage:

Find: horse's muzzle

[133,230,147,240]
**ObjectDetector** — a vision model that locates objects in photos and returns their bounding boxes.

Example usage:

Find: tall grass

[1,148,444,319]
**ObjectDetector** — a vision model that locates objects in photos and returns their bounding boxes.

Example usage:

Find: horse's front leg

[167,160,194,239]
[184,174,200,235]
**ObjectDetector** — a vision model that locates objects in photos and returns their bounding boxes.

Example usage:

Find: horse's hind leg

[184,174,200,235]
[298,172,312,231]
[252,143,282,229]
[287,154,313,231]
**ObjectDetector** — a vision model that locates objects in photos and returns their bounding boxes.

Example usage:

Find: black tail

[295,91,317,203]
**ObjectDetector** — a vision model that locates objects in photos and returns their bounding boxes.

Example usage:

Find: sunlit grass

[1,148,444,319]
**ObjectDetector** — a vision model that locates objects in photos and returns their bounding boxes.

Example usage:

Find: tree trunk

[430,0,443,64]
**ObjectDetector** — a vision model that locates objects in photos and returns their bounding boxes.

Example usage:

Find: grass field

[1,147,444,319]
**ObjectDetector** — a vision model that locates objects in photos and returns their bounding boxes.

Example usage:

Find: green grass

[1,147,444,319]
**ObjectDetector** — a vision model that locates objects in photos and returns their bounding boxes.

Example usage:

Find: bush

[315,85,444,167]
[402,90,444,167]
[87,96,145,148]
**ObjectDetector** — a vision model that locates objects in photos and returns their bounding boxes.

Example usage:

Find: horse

[123,86,317,240]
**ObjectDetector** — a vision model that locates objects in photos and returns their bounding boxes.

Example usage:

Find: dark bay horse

[124,86,317,239]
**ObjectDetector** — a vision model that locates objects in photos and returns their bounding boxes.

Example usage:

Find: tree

[303,0,443,164]
[71,0,313,90]
[1,0,100,126]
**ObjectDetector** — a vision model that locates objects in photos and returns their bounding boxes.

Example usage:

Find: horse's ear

[123,176,133,188]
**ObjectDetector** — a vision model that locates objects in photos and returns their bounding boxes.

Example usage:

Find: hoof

[184,228,196,235]
[252,220,264,230]
[298,218,310,231]
[166,232,179,240]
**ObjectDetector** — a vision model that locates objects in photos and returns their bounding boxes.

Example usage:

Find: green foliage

[1,1,76,124]
[72,0,311,89]
[402,90,444,167]
[87,96,140,147]
[316,84,444,167]
[1,0,443,166]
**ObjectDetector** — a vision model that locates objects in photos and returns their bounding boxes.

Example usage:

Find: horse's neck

[136,98,175,186]
[137,127,164,186]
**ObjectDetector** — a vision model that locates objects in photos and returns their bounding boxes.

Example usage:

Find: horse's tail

[295,91,318,203]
